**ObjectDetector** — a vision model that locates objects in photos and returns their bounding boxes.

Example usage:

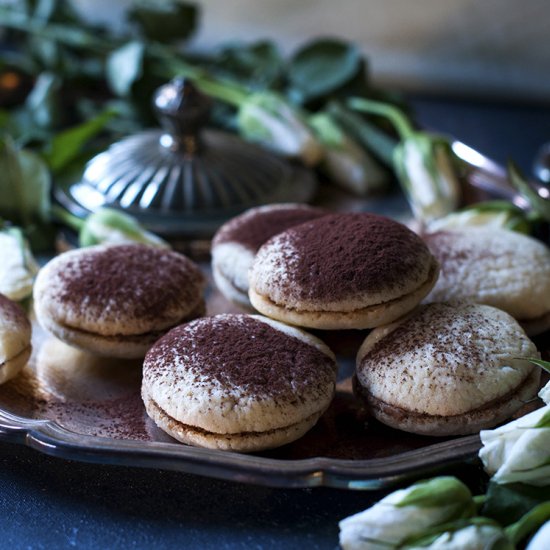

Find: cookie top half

[142,314,337,435]
[424,227,550,324]
[211,203,328,299]
[356,302,539,418]
[250,212,437,312]
[34,244,205,337]
[212,203,328,252]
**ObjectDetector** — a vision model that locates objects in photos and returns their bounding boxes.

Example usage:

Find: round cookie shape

[211,203,328,308]
[34,244,206,358]
[249,212,439,329]
[355,302,541,436]
[0,294,32,385]
[423,227,550,335]
[142,313,338,452]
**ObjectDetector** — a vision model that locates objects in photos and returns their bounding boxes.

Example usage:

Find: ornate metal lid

[55,78,317,237]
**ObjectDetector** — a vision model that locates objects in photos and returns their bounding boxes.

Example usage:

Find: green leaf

[483,482,550,525]
[397,477,473,510]
[288,38,363,101]
[17,148,51,224]
[215,40,284,89]
[534,408,550,428]
[505,501,550,545]
[0,137,50,226]
[521,357,550,375]
[106,41,146,97]
[462,200,531,233]
[128,0,198,44]
[0,108,52,147]
[0,6,108,51]
[508,161,550,222]
[43,108,116,173]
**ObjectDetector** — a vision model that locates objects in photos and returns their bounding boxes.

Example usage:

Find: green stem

[505,501,550,545]
[473,495,486,512]
[155,53,249,107]
[327,101,397,166]
[51,205,85,231]
[348,97,415,140]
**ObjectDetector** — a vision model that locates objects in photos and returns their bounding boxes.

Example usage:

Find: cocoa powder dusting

[58,244,204,322]
[213,205,327,251]
[269,213,431,301]
[0,293,30,329]
[145,315,336,399]
[362,303,489,378]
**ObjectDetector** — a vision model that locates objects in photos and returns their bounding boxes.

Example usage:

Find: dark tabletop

[1,94,549,550]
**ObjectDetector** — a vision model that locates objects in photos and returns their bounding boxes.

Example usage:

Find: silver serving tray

[0,271,483,491]
[0,143,540,490]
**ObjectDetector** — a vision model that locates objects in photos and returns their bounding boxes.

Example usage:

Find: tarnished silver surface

[6,135,545,490]
[55,79,317,238]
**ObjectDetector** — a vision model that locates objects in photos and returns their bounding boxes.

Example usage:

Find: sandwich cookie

[249,212,439,329]
[423,227,550,335]
[0,294,32,385]
[34,244,206,359]
[211,203,327,308]
[142,313,338,452]
[355,302,541,436]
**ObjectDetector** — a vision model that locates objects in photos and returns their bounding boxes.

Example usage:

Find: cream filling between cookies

[149,397,320,440]
[56,302,206,343]
[258,260,439,315]
[58,322,169,344]
[0,344,32,384]
[0,345,31,370]
[354,369,539,423]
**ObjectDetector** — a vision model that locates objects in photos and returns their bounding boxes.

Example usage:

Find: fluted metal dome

[55,79,317,237]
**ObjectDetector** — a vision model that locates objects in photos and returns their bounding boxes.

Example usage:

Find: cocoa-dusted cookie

[211,203,328,308]
[34,244,206,359]
[248,212,439,329]
[0,294,31,385]
[141,314,338,452]
[355,302,541,436]
[423,227,550,336]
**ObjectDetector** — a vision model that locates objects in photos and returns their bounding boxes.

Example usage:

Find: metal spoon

[452,140,550,211]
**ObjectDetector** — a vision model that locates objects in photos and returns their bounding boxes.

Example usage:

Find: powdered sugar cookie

[142,313,338,452]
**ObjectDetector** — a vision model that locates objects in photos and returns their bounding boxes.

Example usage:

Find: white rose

[338,477,475,550]
[479,405,550,486]
[408,523,512,550]
[0,230,39,302]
